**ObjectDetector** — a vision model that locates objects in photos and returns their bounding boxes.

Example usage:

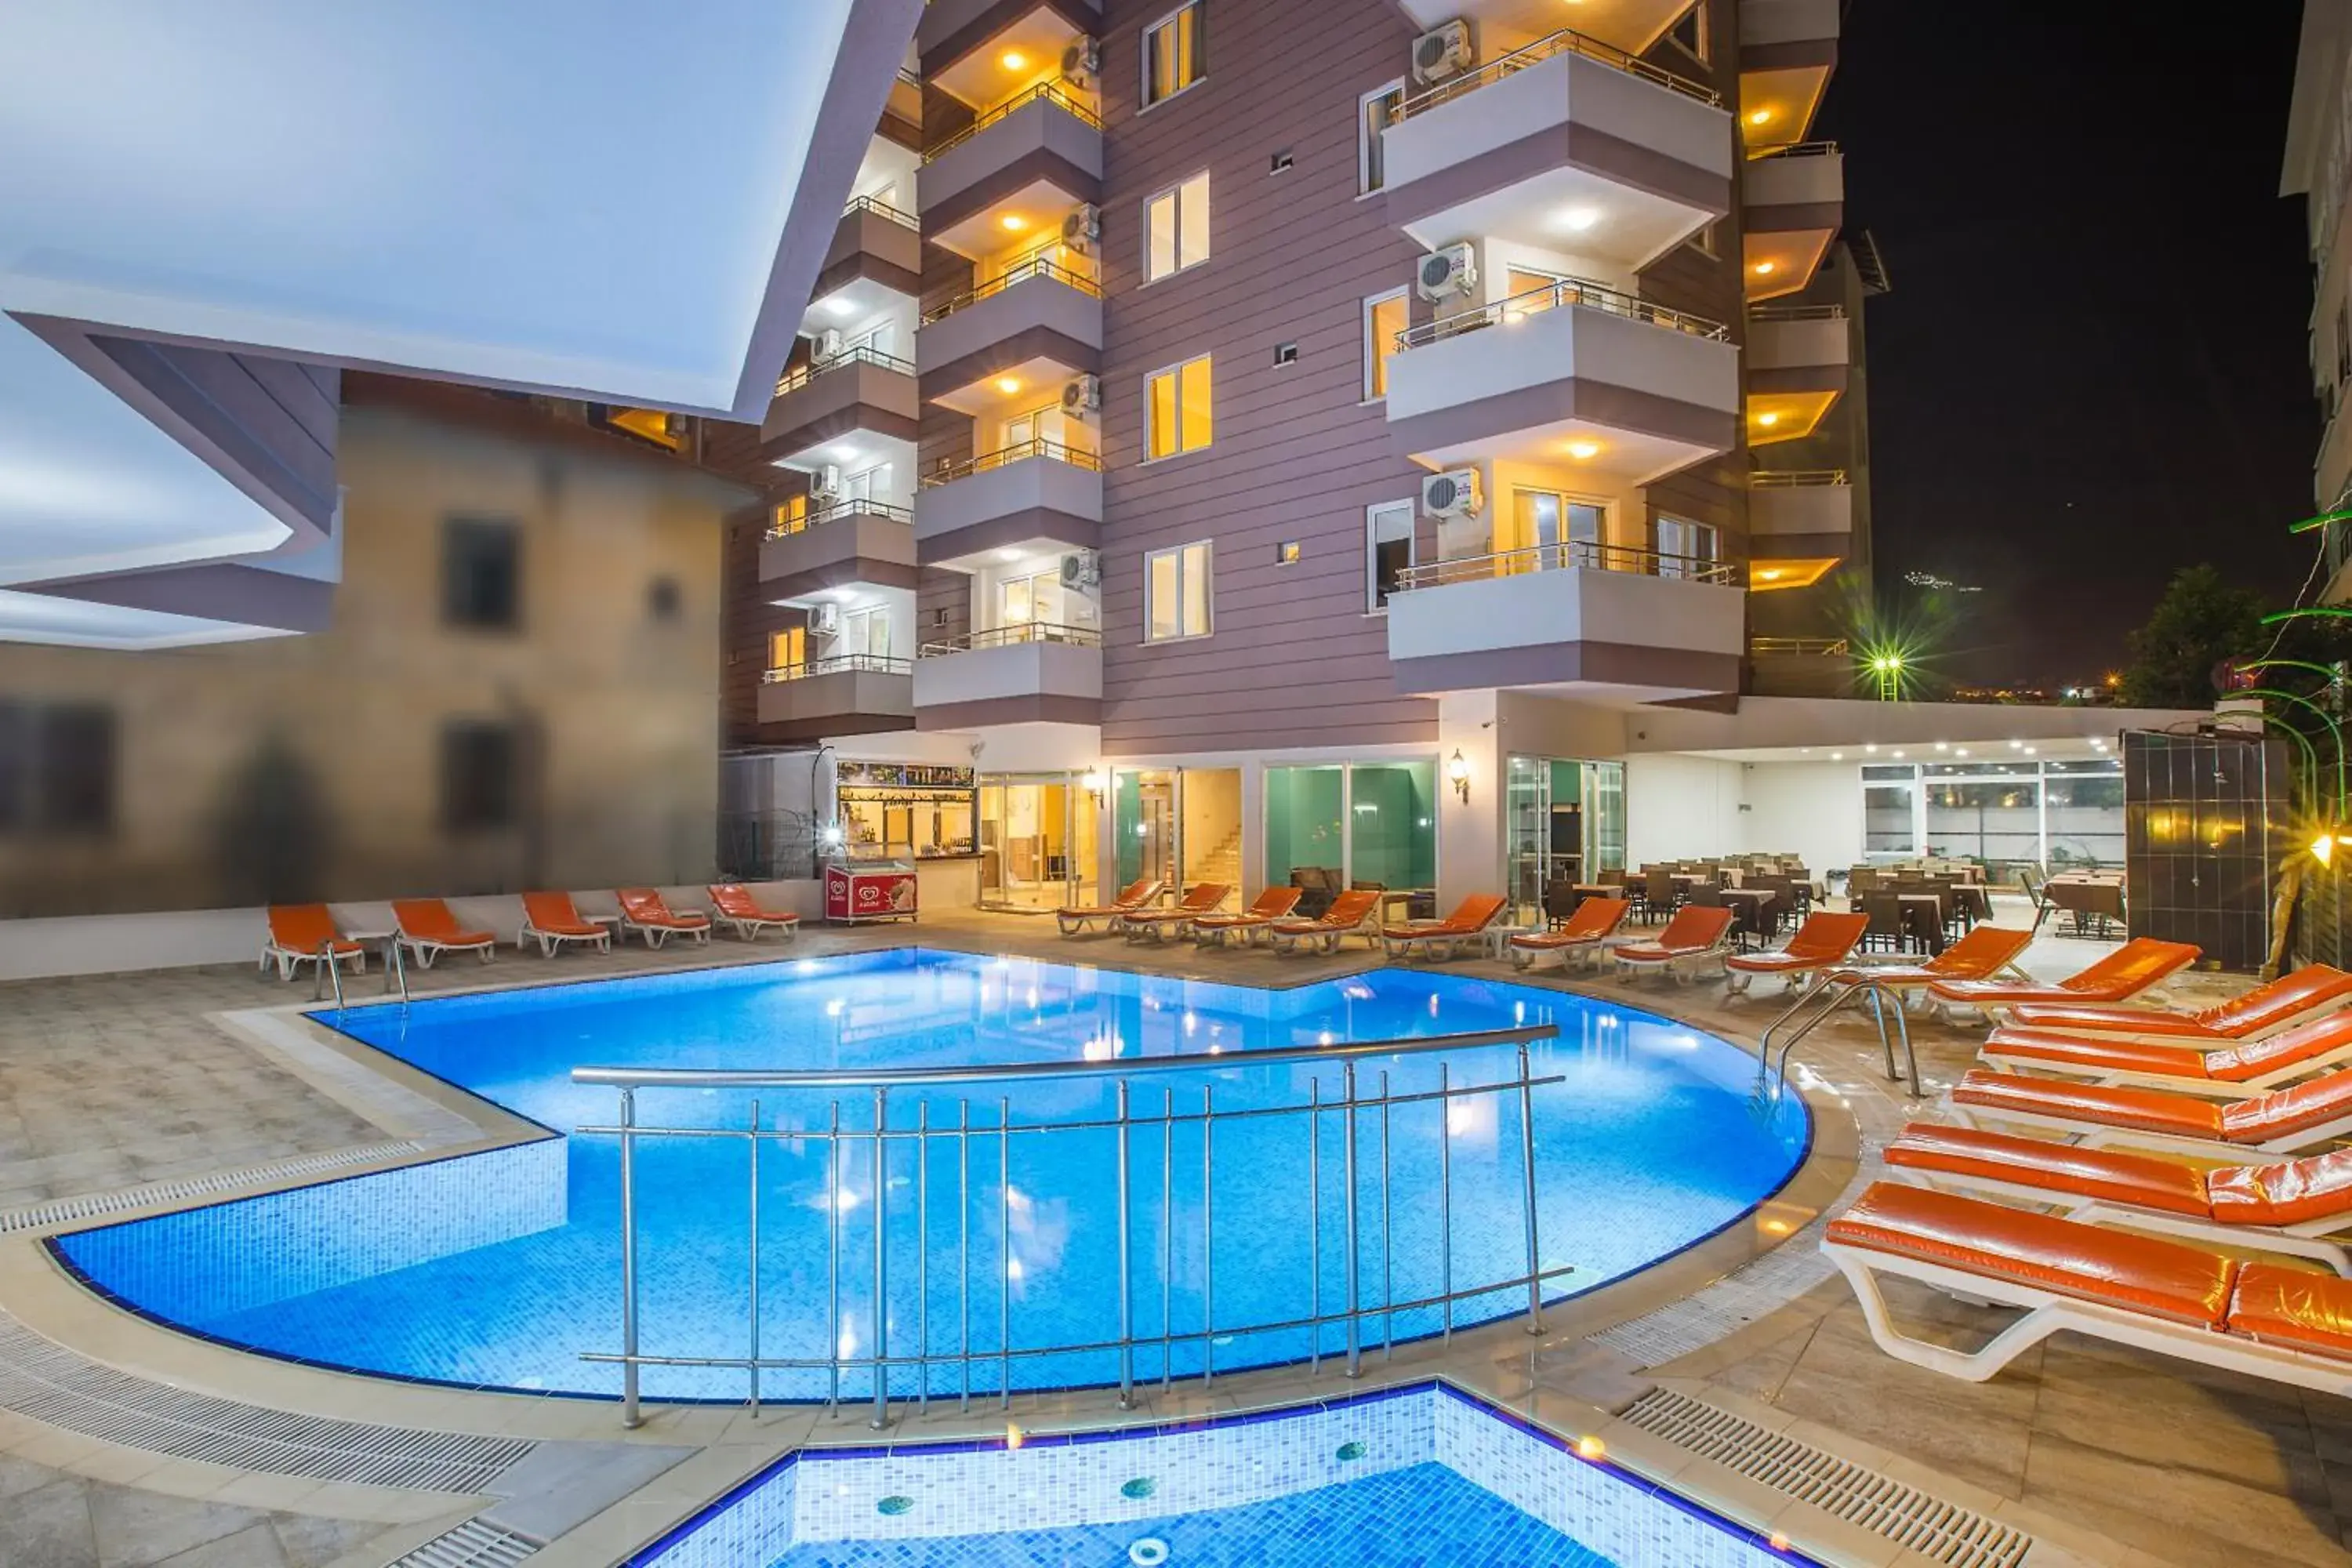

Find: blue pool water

[56,950,1806,1401]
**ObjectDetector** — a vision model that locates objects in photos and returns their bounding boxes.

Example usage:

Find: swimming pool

[635,1381,1817,1566]
[55,949,1807,1401]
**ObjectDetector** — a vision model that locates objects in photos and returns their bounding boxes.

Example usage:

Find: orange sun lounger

[1723,912,1869,996]
[1820,925,2035,1007]
[1508,897,1631,971]
[1824,1181,2352,1392]
[1926,937,2199,1023]
[1191,886,1303,946]
[2004,963,2352,1042]
[707,883,800,941]
[1886,1122,2352,1276]
[1266,888,1384,954]
[1945,1065,2352,1157]
[1980,1007,2352,1094]
[519,891,613,957]
[1120,883,1231,942]
[391,898,496,968]
[260,905,366,982]
[1610,905,1736,984]
[1379,894,1510,961]
[618,887,712,948]
[1058,879,1164,936]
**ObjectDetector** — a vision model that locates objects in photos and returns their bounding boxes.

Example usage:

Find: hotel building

[2288,0,2352,593]
[721,0,1922,912]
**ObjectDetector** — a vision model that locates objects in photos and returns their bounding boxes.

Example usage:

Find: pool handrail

[569,1022,1560,1090]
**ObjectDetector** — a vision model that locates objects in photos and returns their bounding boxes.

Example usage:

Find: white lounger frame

[1940,1098,2347,1159]
[621,913,710,949]
[517,920,612,958]
[398,933,495,969]
[1724,953,1860,997]
[1610,938,1733,985]
[1989,994,2352,1047]
[1883,1163,2352,1276]
[259,940,365,983]
[1268,914,1380,955]
[1934,982,2187,1029]
[1508,934,1613,973]
[714,910,798,941]
[1976,1036,2352,1096]
[1379,923,1492,961]
[1824,1239,2352,1394]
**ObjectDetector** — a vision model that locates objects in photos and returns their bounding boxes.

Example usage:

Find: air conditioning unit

[1421,468,1483,519]
[1062,374,1103,414]
[809,602,840,635]
[1412,20,1472,85]
[1416,242,1477,303]
[1059,549,1102,588]
[1061,38,1100,86]
[815,328,844,361]
[809,464,844,501]
[1062,203,1102,245]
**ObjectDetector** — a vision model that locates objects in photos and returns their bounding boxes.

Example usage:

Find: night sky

[1817,2,2321,684]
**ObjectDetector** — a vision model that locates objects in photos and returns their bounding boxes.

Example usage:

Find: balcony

[918,83,1102,245]
[1743,143,1842,299]
[1385,543,1745,701]
[760,502,919,601]
[756,655,916,739]
[919,256,1103,394]
[762,344,920,465]
[1392,2,1697,49]
[916,439,1103,568]
[805,197,922,325]
[920,0,1099,76]
[1739,0,1839,151]
[913,623,1103,729]
[1385,278,1740,477]
[1381,28,1731,260]
[1749,470,1853,546]
[1748,635,1853,699]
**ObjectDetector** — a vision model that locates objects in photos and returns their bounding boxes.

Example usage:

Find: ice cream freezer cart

[825,860,917,924]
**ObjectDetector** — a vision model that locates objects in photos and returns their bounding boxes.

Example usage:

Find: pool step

[1619,1388,2032,1568]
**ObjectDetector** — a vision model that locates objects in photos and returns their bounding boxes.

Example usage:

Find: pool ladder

[311,934,410,1010]
[1754,971,1921,1101]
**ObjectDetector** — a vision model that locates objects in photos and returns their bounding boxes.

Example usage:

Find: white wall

[1624,754,1745,866]
[1739,759,1865,877]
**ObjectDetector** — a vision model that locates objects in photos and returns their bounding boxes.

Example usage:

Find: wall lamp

[1080,767,1106,808]
[1446,749,1472,804]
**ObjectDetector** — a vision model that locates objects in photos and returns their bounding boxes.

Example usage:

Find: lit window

[1359,81,1403,194]
[1145,355,1213,459]
[1366,500,1414,610]
[1142,2,1205,107]
[1654,516,1720,578]
[1145,172,1210,281]
[1145,541,1213,641]
[1363,289,1408,399]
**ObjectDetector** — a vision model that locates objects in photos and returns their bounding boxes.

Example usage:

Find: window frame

[1653,514,1722,578]
[1365,499,1417,613]
[440,720,521,835]
[1362,287,1409,401]
[1358,78,1405,195]
[1663,1,1709,65]
[1144,539,1214,642]
[1142,169,1212,284]
[1143,353,1214,462]
[441,516,522,632]
[1140,1,1207,110]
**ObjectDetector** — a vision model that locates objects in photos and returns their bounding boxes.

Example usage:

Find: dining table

[2042,873,2125,936]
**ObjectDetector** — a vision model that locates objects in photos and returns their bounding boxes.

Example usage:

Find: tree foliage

[2118,564,2267,710]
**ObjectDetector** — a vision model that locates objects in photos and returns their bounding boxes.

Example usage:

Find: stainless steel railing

[766,498,914,539]
[1748,636,1851,658]
[1749,468,1849,488]
[573,1022,1563,1429]
[920,437,1102,486]
[921,253,1102,323]
[923,81,1103,163]
[920,622,1102,657]
[1395,275,1728,351]
[775,344,915,397]
[762,653,915,682]
[1389,24,1721,120]
[1392,541,1741,590]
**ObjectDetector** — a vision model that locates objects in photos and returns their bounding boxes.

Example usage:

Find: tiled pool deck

[0,906,2342,1566]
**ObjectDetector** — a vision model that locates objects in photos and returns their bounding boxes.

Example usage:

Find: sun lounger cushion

[1825,1181,2237,1327]
[2205,1149,2352,1228]
[1887,1123,2212,1218]
[2219,1073,2352,1143]
[2226,1263,2352,1356]
[2009,965,2352,1039]
[1952,1069,2227,1141]
[2205,1014,2352,1083]
[1982,1029,2218,1079]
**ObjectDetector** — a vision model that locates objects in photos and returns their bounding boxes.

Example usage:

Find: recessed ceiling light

[1756,412,1780,426]
[1559,206,1600,232]
[1000,50,1028,70]
[830,445,860,463]
[1566,440,1601,459]
[1955,748,1970,757]
[1891,750,1906,759]
[1000,214,1029,231]
[2009,739,2025,749]
[817,293,858,318]
[1934,742,1949,751]
[996,547,1025,561]
[2023,745,2038,755]
[1864,744,1878,753]
[1748,108,1773,125]
[1756,567,1783,581]
[996,376,1022,394]
[1831,751,1844,760]
[1752,260,1777,275]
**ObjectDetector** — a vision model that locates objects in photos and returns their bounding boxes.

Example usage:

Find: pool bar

[576,1023,1566,1430]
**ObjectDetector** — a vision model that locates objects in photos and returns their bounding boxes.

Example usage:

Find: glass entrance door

[978,775,1088,909]
[1505,755,1551,925]
[1114,769,1179,893]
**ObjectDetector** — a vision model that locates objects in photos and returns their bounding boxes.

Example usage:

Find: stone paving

[0,902,2345,1566]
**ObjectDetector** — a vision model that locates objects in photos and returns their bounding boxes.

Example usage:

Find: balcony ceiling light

[1755,567,1783,582]
[1751,260,1777,275]
[831,445,861,463]
[1831,751,1844,760]
[817,293,859,318]
[1000,50,1028,70]
[996,376,1023,394]
[1558,206,1600,232]
[1864,744,1878,753]
[996,547,1025,561]
[1566,439,1601,459]
[1756,411,1780,426]
[1001,213,1029,231]
[1748,108,1773,125]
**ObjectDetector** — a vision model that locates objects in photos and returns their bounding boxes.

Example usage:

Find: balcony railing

[920,622,1102,657]
[921,253,1103,324]
[1750,637,1851,658]
[1393,542,1741,590]
[842,193,918,230]
[1750,469,1848,488]
[1395,277,1727,352]
[766,498,915,539]
[1748,139,1839,161]
[922,81,1103,164]
[1389,24,1722,123]
[1748,303,1846,323]
[775,344,916,397]
[763,653,914,682]
[921,437,1102,487]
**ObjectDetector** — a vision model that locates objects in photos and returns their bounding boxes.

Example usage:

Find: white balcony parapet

[1745,142,1844,209]
[1749,470,1853,539]
[1390,25,1722,121]
[755,659,916,728]
[913,626,1102,724]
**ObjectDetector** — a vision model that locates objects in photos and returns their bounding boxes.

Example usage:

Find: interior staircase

[1191,826,1243,905]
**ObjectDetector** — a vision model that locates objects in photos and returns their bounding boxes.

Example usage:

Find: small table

[1896,895,1947,955]
[1483,924,1537,960]
[1718,887,1775,948]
